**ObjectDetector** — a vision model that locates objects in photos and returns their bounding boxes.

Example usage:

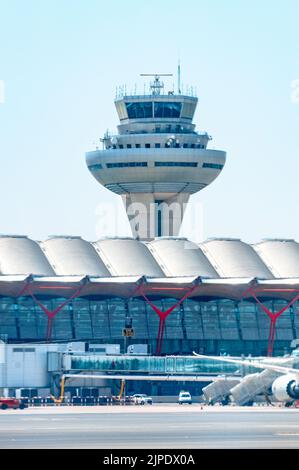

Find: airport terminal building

[0,235,299,358]
[1,75,299,399]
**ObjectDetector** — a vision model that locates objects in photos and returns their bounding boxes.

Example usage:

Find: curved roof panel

[200,238,273,279]
[93,238,165,277]
[148,238,219,277]
[0,235,55,276]
[41,236,111,276]
[253,239,299,278]
[1,234,299,280]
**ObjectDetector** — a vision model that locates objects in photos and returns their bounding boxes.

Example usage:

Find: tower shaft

[122,192,190,240]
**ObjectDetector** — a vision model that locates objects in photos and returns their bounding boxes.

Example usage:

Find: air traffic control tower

[86,73,226,240]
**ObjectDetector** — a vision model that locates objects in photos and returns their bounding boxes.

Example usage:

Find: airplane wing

[192,352,299,376]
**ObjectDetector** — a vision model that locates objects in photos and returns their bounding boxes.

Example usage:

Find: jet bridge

[48,352,245,377]
[48,352,246,396]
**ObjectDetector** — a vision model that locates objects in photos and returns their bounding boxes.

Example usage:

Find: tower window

[119,144,123,149]
[183,143,188,148]
[155,162,197,167]
[127,144,132,148]
[135,144,141,148]
[145,143,151,148]
[107,162,148,168]
[155,143,161,148]
[202,162,223,170]
[154,102,182,118]
[88,164,102,171]
[126,102,153,119]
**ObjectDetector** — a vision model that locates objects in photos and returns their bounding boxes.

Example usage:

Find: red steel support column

[138,286,197,355]
[251,291,299,356]
[242,287,299,356]
[18,284,86,342]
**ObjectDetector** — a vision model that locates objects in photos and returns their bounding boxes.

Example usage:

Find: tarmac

[0,404,299,449]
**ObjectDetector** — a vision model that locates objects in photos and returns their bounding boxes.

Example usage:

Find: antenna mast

[140,73,173,95]
[178,61,181,94]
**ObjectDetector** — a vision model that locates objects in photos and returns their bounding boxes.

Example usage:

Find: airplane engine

[272,374,299,402]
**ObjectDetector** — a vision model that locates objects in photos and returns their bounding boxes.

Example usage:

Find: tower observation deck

[86,74,226,240]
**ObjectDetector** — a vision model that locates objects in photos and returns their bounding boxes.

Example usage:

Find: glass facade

[125,101,182,119]
[126,102,153,119]
[0,296,296,356]
[69,354,243,375]
[154,102,182,118]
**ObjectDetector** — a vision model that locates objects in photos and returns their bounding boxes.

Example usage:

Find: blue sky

[0,0,299,243]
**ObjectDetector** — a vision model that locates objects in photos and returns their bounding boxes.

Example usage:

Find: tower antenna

[178,61,181,94]
[140,73,172,96]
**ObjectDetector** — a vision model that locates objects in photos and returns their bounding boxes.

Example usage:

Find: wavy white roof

[40,236,110,276]
[0,235,54,276]
[253,239,299,278]
[148,238,218,278]
[0,235,299,279]
[200,238,273,279]
[93,238,164,277]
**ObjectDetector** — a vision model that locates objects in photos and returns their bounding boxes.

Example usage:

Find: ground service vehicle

[0,398,26,410]
[131,394,153,405]
[178,391,192,404]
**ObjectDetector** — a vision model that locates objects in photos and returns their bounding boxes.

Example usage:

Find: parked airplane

[193,350,299,405]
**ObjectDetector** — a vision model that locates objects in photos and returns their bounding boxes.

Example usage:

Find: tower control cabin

[86,75,226,240]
